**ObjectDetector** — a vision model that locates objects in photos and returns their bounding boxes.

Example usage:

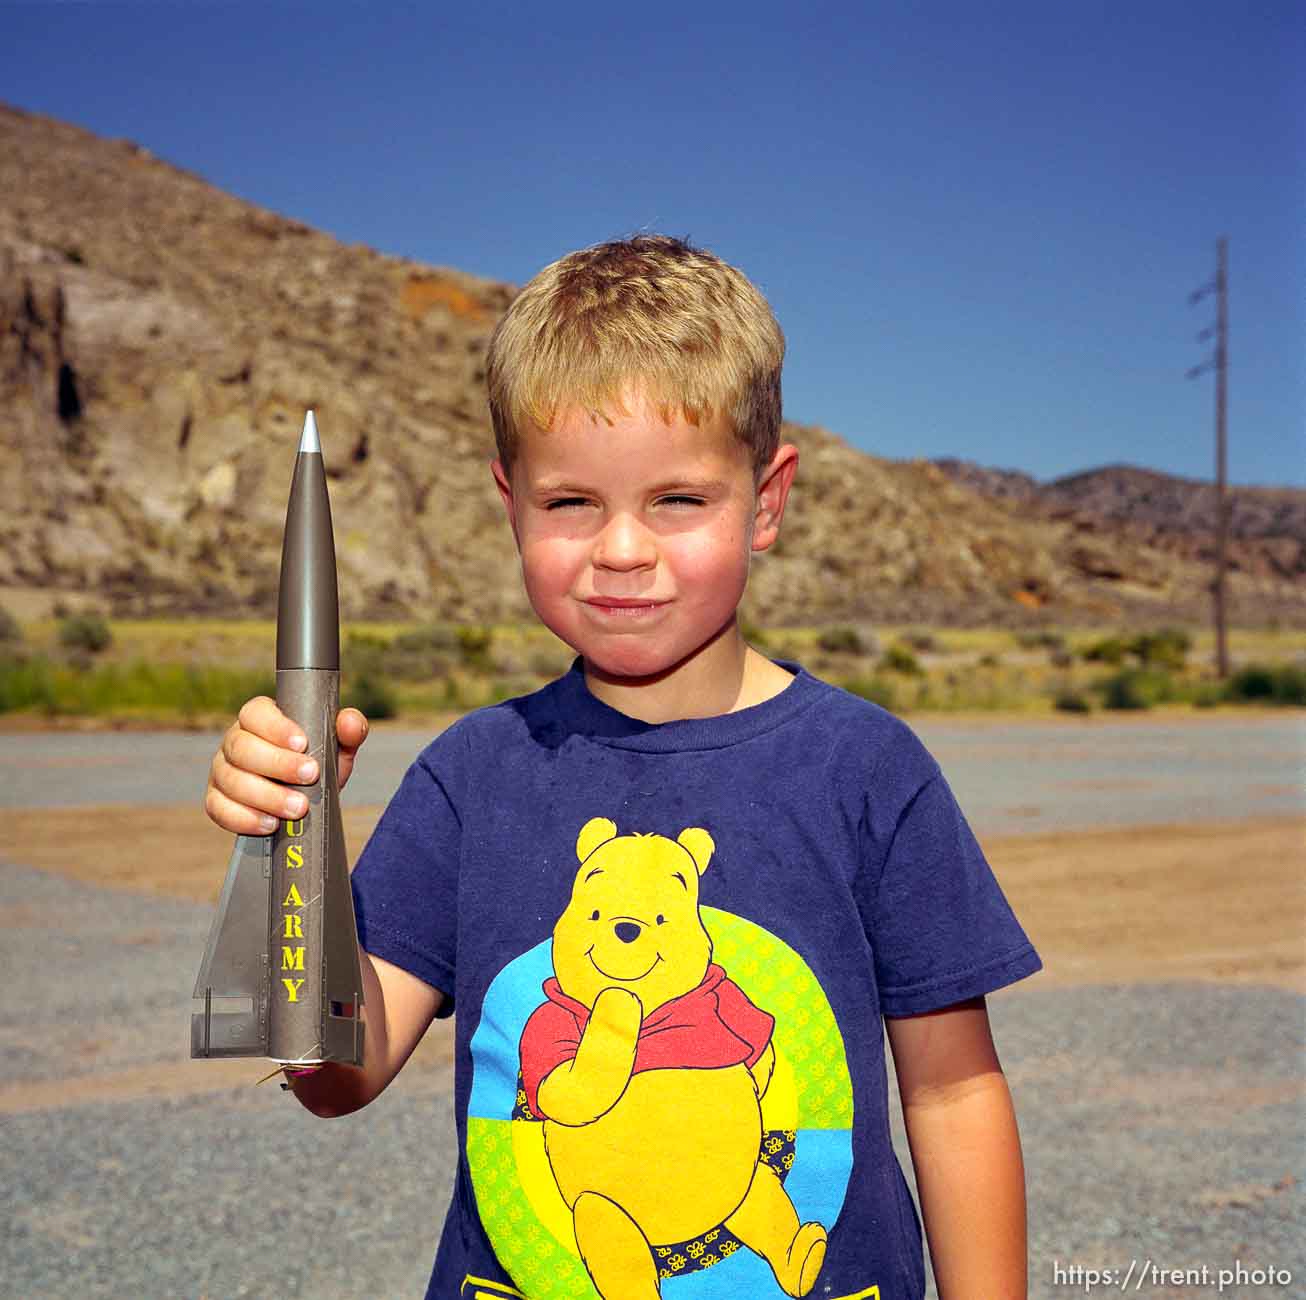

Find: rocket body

[192,412,365,1066]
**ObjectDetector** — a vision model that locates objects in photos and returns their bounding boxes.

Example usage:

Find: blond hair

[486,235,784,473]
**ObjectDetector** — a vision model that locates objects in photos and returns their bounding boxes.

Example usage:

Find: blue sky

[4,1,1301,486]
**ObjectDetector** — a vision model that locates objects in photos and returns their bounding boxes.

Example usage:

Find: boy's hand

[204,696,369,836]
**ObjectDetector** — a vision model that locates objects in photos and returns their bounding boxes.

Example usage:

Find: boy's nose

[593,513,656,571]
[614,921,642,943]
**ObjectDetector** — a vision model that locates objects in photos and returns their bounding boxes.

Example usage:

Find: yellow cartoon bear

[517,817,827,1299]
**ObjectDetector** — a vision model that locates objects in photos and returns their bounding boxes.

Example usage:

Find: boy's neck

[582,625,794,724]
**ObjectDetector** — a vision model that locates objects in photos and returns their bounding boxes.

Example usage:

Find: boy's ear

[490,459,520,543]
[751,443,799,553]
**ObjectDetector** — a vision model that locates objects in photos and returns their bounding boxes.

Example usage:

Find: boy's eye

[657,495,705,507]
[545,497,589,511]
[590,909,600,921]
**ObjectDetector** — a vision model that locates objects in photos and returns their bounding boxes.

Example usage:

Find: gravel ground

[1,859,1301,1300]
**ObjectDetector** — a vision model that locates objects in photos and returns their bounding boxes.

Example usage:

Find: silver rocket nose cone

[299,410,321,455]
[278,410,339,671]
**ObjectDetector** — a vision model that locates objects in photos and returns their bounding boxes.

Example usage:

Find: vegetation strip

[2,614,1303,723]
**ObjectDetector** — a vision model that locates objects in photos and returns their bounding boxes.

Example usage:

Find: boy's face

[491,389,795,684]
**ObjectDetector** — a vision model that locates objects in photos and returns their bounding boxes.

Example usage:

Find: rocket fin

[320,743,366,1064]
[191,834,272,1058]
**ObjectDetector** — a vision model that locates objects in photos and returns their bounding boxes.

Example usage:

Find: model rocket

[192,411,365,1066]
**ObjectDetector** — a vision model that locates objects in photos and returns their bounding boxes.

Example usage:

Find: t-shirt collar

[549,656,820,752]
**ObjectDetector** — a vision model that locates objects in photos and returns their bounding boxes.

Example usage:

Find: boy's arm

[885,996,1028,1300]
[289,949,445,1117]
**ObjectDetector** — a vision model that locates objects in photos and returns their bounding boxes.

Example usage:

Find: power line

[1188,236,1230,679]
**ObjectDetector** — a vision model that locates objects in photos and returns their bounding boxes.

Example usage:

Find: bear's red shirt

[518,963,775,1120]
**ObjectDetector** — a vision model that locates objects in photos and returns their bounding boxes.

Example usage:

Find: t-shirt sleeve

[349,731,463,1017]
[863,769,1041,1018]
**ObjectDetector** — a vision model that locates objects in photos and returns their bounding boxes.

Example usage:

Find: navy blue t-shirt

[351,662,1040,1300]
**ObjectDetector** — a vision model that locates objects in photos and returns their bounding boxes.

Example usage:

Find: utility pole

[1188,236,1230,679]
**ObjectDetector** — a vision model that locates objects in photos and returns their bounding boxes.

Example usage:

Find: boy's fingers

[203,783,283,836]
[238,695,308,752]
[203,697,317,836]
[210,751,311,820]
[336,708,369,790]
[221,724,319,786]
[337,707,369,748]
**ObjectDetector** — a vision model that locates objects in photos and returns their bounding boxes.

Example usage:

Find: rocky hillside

[936,460,1305,587]
[3,103,1302,628]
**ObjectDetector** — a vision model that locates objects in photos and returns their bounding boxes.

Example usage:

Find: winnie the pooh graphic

[518,817,828,1299]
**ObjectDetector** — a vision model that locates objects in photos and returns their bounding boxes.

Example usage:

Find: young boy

[204,235,1040,1300]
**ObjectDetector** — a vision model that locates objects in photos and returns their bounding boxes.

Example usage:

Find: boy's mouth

[584,597,669,617]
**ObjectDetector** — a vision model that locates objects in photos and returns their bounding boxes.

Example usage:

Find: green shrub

[1190,682,1225,709]
[882,643,923,675]
[902,629,939,654]
[65,647,98,674]
[978,652,1002,669]
[1271,664,1306,705]
[357,626,448,680]
[1129,627,1191,671]
[817,625,863,655]
[421,673,492,712]
[487,675,541,704]
[1016,630,1066,652]
[1083,636,1126,666]
[0,657,59,713]
[1100,668,1176,711]
[58,614,112,654]
[1084,627,1191,670]
[842,676,898,711]
[456,624,493,670]
[342,633,386,681]
[1226,663,1306,706]
[739,617,771,650]
[912,682,939,710]
[1101,673,1149,710]
[378,625,451,679]
[1226,664,1275,700]
[390,624,457,654]
[344,630,390,655]
[1053,689,1092,714]
[528,645,574,676]
[175,666,277,719]
[342,672,398,720]
[0,606,22,643]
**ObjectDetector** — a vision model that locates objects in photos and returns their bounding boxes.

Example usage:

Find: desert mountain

[935,459,1304,588]
[2,103,1302,628]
